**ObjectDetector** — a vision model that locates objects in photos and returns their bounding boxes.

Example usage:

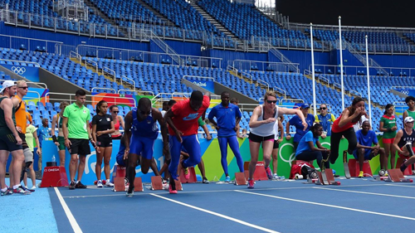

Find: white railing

[0,34,63,54]
[273,86,287,99]
[102,67,116,79]
[121,76,136,91]
[45,92,137,106]
[84,59,98,73]
[309,64,415,77]
[23,90,40,102]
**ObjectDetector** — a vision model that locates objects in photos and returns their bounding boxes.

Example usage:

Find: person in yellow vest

[51,102,69,167]
[23,113,41,191]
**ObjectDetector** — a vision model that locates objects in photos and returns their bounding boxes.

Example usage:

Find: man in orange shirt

[10,81,34,192]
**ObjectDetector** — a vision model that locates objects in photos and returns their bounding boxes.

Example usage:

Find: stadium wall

[370,54,415,68]
[269,50,331,72]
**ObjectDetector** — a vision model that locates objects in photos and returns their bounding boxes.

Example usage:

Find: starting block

[114,177,143,192]
[151,176,164,190]
[316,169,341,185]
[234,172,247,185]
[179,167,197,183]
[40,166,69,188]
[243,162,269,181]
[386,169,413,183]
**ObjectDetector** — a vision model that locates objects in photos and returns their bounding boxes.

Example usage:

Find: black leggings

[330,127,357,164]
[296,150,330,170]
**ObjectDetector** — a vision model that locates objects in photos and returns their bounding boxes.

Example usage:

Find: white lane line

[313,187,415,199]
[385,184,415,188]
[54,187,83,233]
[150,193,280,233]
[235,190,415,221]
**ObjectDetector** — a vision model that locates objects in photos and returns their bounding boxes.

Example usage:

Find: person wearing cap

[403,96,415,129]
[394,116,415,173]
[0,80,30,195]
[353,120,385,178]
[286,103,315,152]
[314,104,336,139]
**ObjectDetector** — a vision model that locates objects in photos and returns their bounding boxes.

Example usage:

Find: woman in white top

[248,91,306,189]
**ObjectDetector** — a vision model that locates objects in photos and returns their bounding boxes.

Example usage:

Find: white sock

[75,180,79,184]
[106,179,110,183]
[13,185,20,189]
[1,187,7,192]
[274,173,278,176]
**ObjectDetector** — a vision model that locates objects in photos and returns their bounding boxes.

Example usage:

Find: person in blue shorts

[208,91,244,182]
[286,103,315,152]
[353,120,385,178]
[124,98,169,197]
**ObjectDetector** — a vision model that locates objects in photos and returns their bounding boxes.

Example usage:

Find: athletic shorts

[112,135,122,140]
[249,132,274,143]
[353,148,374,160]
[0,132,22,152]
[58,136,66,151]
[18,132,29,150]
[96,137,113,148]
[130,135,155,160]
[273,140,280,149]
[382,138,394,144]
[116,152,127,167]
[68,139,91,156]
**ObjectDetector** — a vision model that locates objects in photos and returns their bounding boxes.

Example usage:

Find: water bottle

[52,155,56,163]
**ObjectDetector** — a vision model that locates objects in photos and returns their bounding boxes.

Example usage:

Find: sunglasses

[267,100,277,104]
[112,111,119,113]
[18,86,28,90]
[320,107,326,110]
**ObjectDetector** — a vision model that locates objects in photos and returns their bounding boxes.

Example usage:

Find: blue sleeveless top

[131,108,158,140]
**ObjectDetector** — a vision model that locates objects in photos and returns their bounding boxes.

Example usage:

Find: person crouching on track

[393,117,415,173]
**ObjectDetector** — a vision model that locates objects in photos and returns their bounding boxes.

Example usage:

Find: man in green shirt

[403,96,415,129]
[63,89,93,190]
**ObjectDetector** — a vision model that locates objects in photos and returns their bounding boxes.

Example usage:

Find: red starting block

[316,169,340,185]
[151,176,164,190]
[40,166,69,188]
[348,159,373,177]
[243,162,268,181]
[387,169,413,182]
[234,172,247,185]
[179,167,197,183]
[113,177,143,192]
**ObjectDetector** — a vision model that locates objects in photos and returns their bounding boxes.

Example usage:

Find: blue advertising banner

[188,80,214,92]
[394,88,415,97]
[2,64,39,82]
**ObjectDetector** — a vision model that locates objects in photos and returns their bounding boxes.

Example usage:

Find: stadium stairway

[304,73,383,110]
[69,57,135,93]
[189,0,244,48]
[83,0,130,36]
[135,0,176,27]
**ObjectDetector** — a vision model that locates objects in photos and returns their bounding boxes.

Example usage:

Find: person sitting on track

[124,97,169,197]
[353,120,385,178]
[295,123,330,170]
[393,117,415,173]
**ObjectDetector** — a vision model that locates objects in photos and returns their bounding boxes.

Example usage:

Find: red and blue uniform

[168,96,210,180]
[130,108,159,160]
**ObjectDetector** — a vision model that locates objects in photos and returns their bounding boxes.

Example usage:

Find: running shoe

[69,182,75,190]
[75,181,87,189]
[169,178,177,194]
[400,159,408,172]
[1,187,12,196]
[202,177,209,184]
[358,171,364,178]
[13,186,31,195]
[247,179,254,189]
[97,180,103,188]
[184,167,190,180]
[29,186,36,192]
[225,176,231,182]
[273,174,279,180]
[105,180,114,187]
[126,191,134,198]
[265,167,273,180]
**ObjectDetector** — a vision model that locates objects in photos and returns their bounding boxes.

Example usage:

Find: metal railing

[45,92,137,106]
[231,59,299,73]
[273,86,287,99]
[121,76,136,90]
[0,34,63,54]
[308,64,415,77]
[91,87,116,93]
